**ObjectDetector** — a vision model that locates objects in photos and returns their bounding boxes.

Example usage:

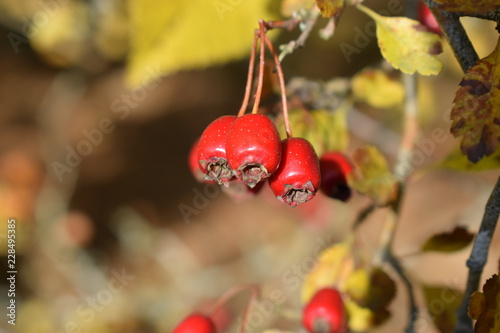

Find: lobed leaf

[438,145,500,172]
[357,4,443,76]
[468,274,500,333]
[315,0,345,18]
[450,37,500,163]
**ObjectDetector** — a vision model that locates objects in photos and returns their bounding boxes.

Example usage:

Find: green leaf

[356,4,443,76]
[422,226,474,253]
[352,68,405,109]
[437,145,500,172]
[126,0,279,86]
[422,285,463,333]
[348,146,398,206]
[450,37,500,163]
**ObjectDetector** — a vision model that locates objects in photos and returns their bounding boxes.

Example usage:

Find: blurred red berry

[198,116,237,185]
[226,114,282,188]
[303,288,347,333]
[319,152,352,202]
[418,2,442,35]
[269,137,320,207]
[172,313,216,333]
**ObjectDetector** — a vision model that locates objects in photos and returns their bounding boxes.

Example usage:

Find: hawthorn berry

[418,2,442,35]
[188,138,205,182]
[198,115,237,185]
[269,137,320,207]
[226,114,281,188]
[172,313,216,333]
[319,152,352,202]
[303,288,347,333]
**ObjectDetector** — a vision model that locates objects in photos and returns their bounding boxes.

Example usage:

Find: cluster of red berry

[173,286,347,333]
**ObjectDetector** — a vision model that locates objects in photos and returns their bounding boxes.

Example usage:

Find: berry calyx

[319,152,353,202]
[303,288,347,333]
[226,114,282,188]
[172,313,216,333]
[198,115,237,185]
[269,137,320,207]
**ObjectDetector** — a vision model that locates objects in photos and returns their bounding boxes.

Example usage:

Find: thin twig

[454,177,500,333]
[238,31,259,117]
[262,33,293,138]
[251,20,267,115]
[352,202,377,230]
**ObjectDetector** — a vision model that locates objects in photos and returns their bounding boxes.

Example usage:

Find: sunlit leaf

[315,0,344,18]
[437,145,500,172]
[345,299,390,332]
[433,0,500,14]
[352,68,405,109]
[127,0,279,86]
[422,285,463,333]
[301,237,354,303]
[422,226,475,253]
[468,274,500,333]
[281,0,314,17]
[356,4,443,76]
[348,146,398,206]
[450,37,500,163]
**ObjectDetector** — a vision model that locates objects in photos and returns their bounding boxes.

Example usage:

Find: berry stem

[238,31,259,117]
[250,19,267,115]
[208,283,260,332]
[262,33,293,138]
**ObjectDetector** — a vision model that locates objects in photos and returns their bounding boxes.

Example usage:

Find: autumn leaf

[344,300,391,331]
[468,274,500,333]
[348,146,398,206]
[422,285,462,333]
[433,0,500,15]
[450,37,500,163]
[352,68,405,109]
[301,237,354,303]
[315,0,344,18]
[421,226,474,253]
[127,0,279,86]
[344,267,396,311]
[356,4,443,76]
[437,145,500,172]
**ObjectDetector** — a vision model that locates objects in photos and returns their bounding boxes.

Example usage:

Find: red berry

[303,288,347,333]
[198,116,237,185]
[173,313,216,333]
[269,137,320,207]
[226,114,282,188]
[418,2,442,35]
[188,138,205,182]
[319,152,352,202]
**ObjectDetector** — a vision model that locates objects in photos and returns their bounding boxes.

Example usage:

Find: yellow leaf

[422,285,463,333]
[450,37,500,163]
[356,4,443,76]
[352,68,405,108]
[301,237,354,303]
[433,0,500,14]
[437,145,500,172]
[344,267,396,311]
[126,0,279,86]
[345,299,390,332]
[315,0,344,18]
[348,146,398,206]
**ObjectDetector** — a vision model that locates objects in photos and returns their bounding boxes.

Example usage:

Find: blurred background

[0,0,498,332]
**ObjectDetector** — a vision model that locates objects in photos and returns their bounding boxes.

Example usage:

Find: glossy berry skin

[198,115,237,185]
[418,2,442,35]
[172,313,216,333]
[303,288,347,333]
[188,138,205,182]
[226,114,281,188]
[319,152,352,202]
[269,137,320,207]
